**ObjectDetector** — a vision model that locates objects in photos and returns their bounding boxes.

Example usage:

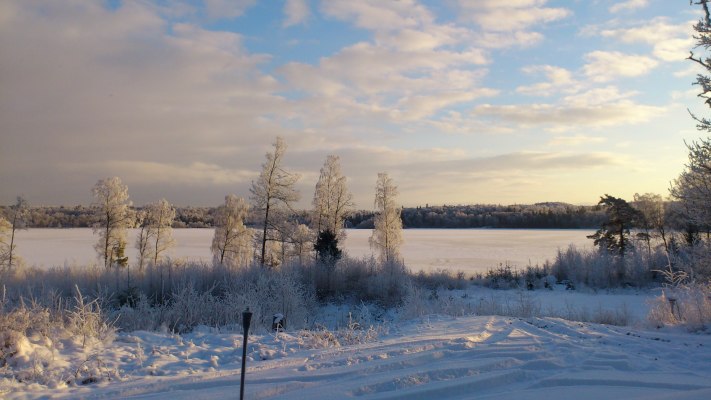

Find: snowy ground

[3,287,709,399]
[3,315,710,400]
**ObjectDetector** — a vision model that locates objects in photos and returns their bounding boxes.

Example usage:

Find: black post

[240,307,253,400]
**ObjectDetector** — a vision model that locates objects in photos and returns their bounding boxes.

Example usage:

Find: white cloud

[516,65,577,96]
[548,135,606,146]
[456,0,571,32]
[283,0,309,27]
[609,0,649,14]
[473,86,665,131]
[582,51,658,82]
[280,0,493,125]
[320,0,434,32]
[589,18,693,62]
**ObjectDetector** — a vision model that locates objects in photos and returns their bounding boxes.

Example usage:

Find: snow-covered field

[13,228,593,273]
[8,228,710,399]
[4,310,710,399]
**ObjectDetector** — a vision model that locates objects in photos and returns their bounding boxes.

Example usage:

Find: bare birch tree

[92,177,132,269]
[135,199,176,269]
[135,209,151,270]
[0,196,28,269]
[633,192,669,254]
[369,173,403,264]
[0,216,12,270]
[312,155,354,236]
[291,224,314,265]
[212,195,252,268]
[250,137,300,266]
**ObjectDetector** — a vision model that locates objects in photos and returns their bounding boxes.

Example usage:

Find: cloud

[582,51,658,82]
[0,0,685,208]
[609,0,649,14]
[455,0,571,32]
[586,18,693,62]
[0,1,285,204]
[548,135,607,146]
[472,86,665,131]
[101,161,255,185]
[204,0,257,20]
[516,65,577,96]
[283,0,309,27]
[320,0,434,32]
[279,3,493,125]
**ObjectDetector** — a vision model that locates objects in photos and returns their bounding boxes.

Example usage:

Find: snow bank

[3,314,711,399]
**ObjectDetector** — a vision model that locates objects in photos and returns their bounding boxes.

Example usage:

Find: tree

[250,137,300,266]
[0,196,28,269]
[135,199,176,270]
[0,216,12,270]
[369,173,404,264]
[291,224,314,265]
[212,195,252,268]
[92,177,132,269]
[587,194,641,257]
[312,155,354,236]
[632,193,669,255]
[688,0,711,132]
[314,229,342,266]
[671,1,711,241]
[670,139,711,237]
[135,210,152,271]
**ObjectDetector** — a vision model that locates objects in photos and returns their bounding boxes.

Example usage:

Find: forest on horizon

[1,201,616,230]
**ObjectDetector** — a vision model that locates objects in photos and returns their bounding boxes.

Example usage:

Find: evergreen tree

[587,194,641,257]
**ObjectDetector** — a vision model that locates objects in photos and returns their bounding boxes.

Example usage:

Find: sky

[0,0,707,209]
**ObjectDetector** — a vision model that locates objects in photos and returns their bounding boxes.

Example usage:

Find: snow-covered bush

[400,285,473,319]
[647,284,711,331]
[413,269,469,290]
[550,243,667,288]
[0,286,117,387]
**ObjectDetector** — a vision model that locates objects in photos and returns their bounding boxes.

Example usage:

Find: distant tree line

[5,202,610,230]
[0,205,216,229]
[353,203,609,229]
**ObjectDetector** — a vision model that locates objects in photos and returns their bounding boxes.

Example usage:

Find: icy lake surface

[13,228,594,273]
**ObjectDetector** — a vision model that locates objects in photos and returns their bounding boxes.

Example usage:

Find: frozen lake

[12,228,594,274]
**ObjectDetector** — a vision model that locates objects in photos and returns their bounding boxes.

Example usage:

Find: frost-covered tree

[92,177,132,269]
[148,199,175,266]
[369,173,403,264]
[135,210,151,271]
[688,0,711,132]
[291,224,314,265]
[678,1,711,237]
[250,137,300,266]
[312,155,354,235]
[135,199,176,269]
[0,196,28,269]
[212,195,252,268]
[0,216,12,269]
[633,192,669,254]
[670,139,711,237]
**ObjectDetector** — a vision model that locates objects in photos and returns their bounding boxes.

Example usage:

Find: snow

[7,228,709,398]
[14,228,594,273]
[3,312,710,399]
